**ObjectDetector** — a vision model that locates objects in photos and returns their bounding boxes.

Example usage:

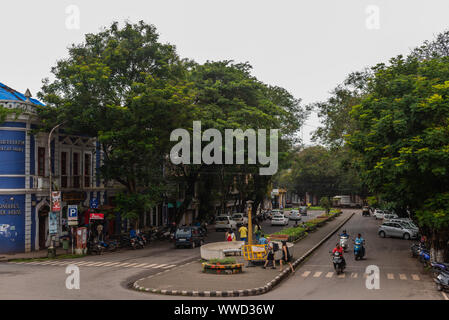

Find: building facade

[0,82,112,254]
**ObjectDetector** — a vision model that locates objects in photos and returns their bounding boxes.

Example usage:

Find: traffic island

[133,210,356,297]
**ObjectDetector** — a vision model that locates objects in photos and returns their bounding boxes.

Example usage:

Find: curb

[133,211,356,297]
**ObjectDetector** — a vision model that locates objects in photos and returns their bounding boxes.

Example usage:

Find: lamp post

[246,200,254,245]
[47,122,65,257]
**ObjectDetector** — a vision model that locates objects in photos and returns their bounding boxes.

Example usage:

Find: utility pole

[247,200,254,245]
[48,122,65,257]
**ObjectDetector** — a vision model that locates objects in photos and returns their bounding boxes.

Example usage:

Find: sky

[2,0,449,144]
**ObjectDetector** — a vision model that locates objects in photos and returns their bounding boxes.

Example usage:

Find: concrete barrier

[200,241,245,260]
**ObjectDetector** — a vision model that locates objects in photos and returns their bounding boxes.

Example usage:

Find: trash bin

[62,238,69,250]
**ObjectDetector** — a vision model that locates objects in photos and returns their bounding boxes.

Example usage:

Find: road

[0,210,444,300]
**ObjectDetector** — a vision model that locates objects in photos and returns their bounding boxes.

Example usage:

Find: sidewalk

[134,210,355,297]
[0,247,68,262]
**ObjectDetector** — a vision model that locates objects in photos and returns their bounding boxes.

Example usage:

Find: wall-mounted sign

[90,198,98,209]
[0,203,21,215]
[62,192,86,203]
[89,213,104,220]
[68,205,78,220]
[51,191,61,212]
[49,211,59,234]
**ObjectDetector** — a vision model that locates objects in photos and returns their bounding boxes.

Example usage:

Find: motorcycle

[130,236,144,249]
[418,248,431,267]
[354,240,365,260]
[98,239,118,252]
[339,235,350,252]
[87,240,104,255]
[331,251,346,275]
[434,270,449,292]
[430,261,449,278]
[411,242,427,257]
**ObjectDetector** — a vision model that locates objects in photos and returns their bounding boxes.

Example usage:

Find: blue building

[0,82,112,254]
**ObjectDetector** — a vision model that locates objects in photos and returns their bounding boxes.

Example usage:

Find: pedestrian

[239,224,248,243]
[225,229,232,242]
[254,223,262,242]
[258,233,268,245]
[97,223,104,241]
[230,229,236,241]
[279,240,295,273]
[263,242,276,269]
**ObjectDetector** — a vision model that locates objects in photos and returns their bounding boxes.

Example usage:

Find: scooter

[331,251,346,275]
[418,248,431,267]
[354,240,365,260]
[339,235,349,252]
[99,239,118,252]
[87,240,104,255]
[430,261,449,278]
[411,242,427,257]
[434,270,449,292]
[130,237,144,249]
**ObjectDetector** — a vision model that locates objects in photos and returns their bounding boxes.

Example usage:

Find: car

[289,209,302,221]
[378,221,418,240]
[374,209,387,220]
[383,213,399,220]
[388,219,419,231]
[231,213,248,226]
[299,206,308,216]
[214,215,237,231]
[174,226,205,249]
[269,209,282,220]
[271,214,289,226]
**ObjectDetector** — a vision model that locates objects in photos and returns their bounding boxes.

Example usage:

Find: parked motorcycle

[418,248,431,267]
[87,240,104,255]
[331,251,346,275]
[98,239,118,252]
[434,270,449,292]
[411,242,427,257]
[430,261,449,278]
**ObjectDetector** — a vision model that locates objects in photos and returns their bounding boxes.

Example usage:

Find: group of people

[263,240,294,272]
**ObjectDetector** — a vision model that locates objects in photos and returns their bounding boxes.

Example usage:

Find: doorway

[38,205,49,249]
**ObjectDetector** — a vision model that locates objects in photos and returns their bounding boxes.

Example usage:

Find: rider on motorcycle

[332,243,346,268]
[340,230,349,238]
[355,233,365,257]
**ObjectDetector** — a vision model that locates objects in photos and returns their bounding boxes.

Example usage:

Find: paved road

[259,212,446,300]
[1,210,444,300]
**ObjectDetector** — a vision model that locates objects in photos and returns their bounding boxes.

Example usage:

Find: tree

[319,197,331,214]
[37,21,193,224]
[347,55,449,261]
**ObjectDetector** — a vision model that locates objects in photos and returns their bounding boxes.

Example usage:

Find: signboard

[51,191,61,212]
[68,220,78,226]
[68,205,78,220]
[90,198,98,209]
[49,211,59,234]
[89,213,104,220]
[62,192,86,203]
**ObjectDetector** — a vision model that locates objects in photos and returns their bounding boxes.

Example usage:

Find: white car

[383,213,399,221]
[289,209,302,221]
[374,209,387,220]
[271,214,289,226]
[231,213,248,226]
[215,215,237,231]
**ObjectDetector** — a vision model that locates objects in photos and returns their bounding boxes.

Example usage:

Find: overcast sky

[2,0,449,144]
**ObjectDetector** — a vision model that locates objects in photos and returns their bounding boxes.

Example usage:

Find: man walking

[239,224,248,243]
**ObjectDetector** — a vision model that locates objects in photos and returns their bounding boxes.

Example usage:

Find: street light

[47,122,65,258]
[246,200,254,245]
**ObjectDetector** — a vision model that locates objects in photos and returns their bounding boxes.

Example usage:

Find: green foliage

[208,258,236,265]
[272,226,306,237]
[319,197,331,213]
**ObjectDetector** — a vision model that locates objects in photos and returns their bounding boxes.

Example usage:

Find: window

[84,153,91,188]
[38,147,45,176]
[73,152,80,188]
[61,152,68,188]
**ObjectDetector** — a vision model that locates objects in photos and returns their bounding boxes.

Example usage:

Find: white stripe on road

[132,263,149,268]
[387,273,395,280]
[325,272,333,278]
[143,264,158,268]
[114,263,132,267]
[73,261,92,266]
[411,274,420,281]
[101,262,121,267]
[399,274,407,280]
[442,292,449,300]
[337,273,345,278]
[162,265,176,269]
[93,262,113,266]
[155,264,167,268]
[123,263,139,267]
[350,273,358,278]
[83,262,106,266]
[313,272,322,278]
[302,271,311,277]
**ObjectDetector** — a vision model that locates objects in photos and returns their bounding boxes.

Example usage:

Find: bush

[208,258,236,265]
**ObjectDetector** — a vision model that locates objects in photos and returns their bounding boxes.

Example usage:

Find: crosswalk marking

[337,273,345,278]
[133,263,148,268]
[74,261,92,266]
[313,271,322,278]
[387,273,395,280]
[143,264,158,268]
[350,273,358,278]
[101,262,121,267]
[163,264,176,269]
[94,262,113,266]
[302,271,311,277]
[325,272,333,278]
[156,264,167,268]
[114,263,132,267]
[411,274,420,281]
[399,274,407,280]
[124,263,139,267]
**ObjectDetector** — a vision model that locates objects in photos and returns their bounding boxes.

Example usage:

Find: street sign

[90,198,98,209]
[89,213,104,220]
[68,205,78,220]
[68,220,78,226]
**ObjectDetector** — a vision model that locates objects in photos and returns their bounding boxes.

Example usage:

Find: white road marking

[102,262,121,267]
[399,274,407,280]
[123,263,139,267]
[133,263,149,268]
[325,272,333,278]
[94,262,113,266]
[302,271,311,277]
[73,261,92,266]
[155,264,167,268]
[143,264,158,268]
[114,263,132,267]
[338,273,345,278]
[162,265,176,269]
[411,274,420,281]
[442,292,449,300]
[83,262,106,266]
[350,273,358,278]
[387,273,395,280]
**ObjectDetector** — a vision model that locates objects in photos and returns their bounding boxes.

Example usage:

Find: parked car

[215,215,237,231]
[299,206,308,216]
[231,213,248,227]
[383,213,399,220]
[388,219,419,231]
[362,206,370,217]
[174,226,205,249]
[374,209,387,220]
[378,221,418,240]
[271,214,289,226]
[289,209,302,221]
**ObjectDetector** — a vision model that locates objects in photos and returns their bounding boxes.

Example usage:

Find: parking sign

[90,198,98,209]
[68,205,78,220]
